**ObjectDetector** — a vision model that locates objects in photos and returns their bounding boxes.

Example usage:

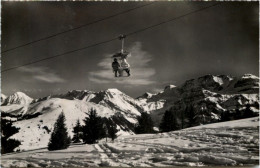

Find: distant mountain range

[1,74,259,151]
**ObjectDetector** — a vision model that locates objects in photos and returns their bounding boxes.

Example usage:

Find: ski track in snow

[1,117,259,167]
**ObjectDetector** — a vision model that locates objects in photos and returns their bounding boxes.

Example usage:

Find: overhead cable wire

[1,2,154,54]
[2,37,118,72]
[2,2,222,73]
[126,2,221,37]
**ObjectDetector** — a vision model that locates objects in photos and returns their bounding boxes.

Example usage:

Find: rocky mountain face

[1,74,259,151]
[2,92,33,105]
[142,74,259,125]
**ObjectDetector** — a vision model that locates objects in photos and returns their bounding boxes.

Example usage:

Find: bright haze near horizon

[1,1,259,99]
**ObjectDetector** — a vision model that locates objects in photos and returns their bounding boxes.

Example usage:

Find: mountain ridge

[1,74,259,151]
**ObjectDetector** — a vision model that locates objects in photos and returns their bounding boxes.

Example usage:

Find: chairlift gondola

[111,35,131,77]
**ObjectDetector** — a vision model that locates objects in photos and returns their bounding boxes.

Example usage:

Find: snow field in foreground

[1,117,259,167]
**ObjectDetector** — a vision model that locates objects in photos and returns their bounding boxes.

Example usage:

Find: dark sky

[1,1,259,98]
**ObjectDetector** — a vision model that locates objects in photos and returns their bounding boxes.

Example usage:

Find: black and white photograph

[1,1,259,167]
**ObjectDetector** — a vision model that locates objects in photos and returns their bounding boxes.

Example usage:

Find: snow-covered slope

[2,117,258,167]
[2,89,154,151]
[10,98,125,150]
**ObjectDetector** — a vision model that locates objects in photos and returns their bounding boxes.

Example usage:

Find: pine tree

[243,104,255,118]
[220,111,225,122]
[198,106,207,124]
[221,110,231,122]
[159,110,178,132]
[82,109,105,144]
[48,112,71,151]
[72,119,82,143]
[108,124,118,142]
[135,112,154,134]
[180,110,185,129]
[103,118,118,142]
[186,105,195,127]
[1,118,21,154]
[103,123,108,142]
[234,106,242,120]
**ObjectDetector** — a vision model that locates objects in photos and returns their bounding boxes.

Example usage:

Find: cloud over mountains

[19,66,65,83]
[89,42,156,86]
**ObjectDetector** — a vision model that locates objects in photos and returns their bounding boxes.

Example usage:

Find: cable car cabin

[111,52,131,77]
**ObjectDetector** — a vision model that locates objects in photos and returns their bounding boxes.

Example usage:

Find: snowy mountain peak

[105,88,123,94]
[197,74,228,86]
[178,74,258,93]
[67,89,92,94]
[164,85,176,91]
[233,74,259,93]
[242,74,259,80]
[3,92,33,105]
[60,90,93,100]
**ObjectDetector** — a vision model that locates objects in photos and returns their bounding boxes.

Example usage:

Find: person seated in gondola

[121,58,130,76]
[112,58,120,77]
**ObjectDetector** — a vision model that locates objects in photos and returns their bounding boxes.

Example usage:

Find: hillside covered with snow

[1,117,259,167]
[1,89,150,151]
[1,74,259,151]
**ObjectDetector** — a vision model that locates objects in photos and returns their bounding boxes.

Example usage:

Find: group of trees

[1,118,21,154]
[48,109,118,151]
[159,110,179,132]
[159,103,258,133]
[221,104,257,122]
[134,113,154,134]
[2,103,257,153]
[73,109,118,144]
[135,103,258,134]
[134,105,196,134]
[159,105,196,133]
